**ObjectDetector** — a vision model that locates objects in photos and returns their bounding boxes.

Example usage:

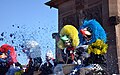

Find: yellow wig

[57,25,79,49]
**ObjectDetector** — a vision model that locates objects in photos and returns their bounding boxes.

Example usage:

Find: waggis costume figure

[40,50,56,75]
[57,25,79,64]
[78,19,108,64]
[74,19,109,75]
[79,19,107,45]
[0,44,17,75]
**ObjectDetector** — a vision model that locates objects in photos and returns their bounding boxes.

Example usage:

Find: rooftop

[45,0,70,8]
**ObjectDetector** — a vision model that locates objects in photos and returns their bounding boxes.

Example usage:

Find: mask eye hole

[65,40,69,42]
[86,27,92,33]
[82,27,92,41]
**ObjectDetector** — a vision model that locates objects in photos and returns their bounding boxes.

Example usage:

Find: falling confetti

[0,22,57,64]
[12,25,14,27]
[1,32,4,36]
[17,26,19,28]
[10,33,14,38]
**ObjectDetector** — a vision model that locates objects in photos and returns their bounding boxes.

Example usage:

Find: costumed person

[39,50,56,75]
[22,58,34,75]
[33,57,42,71]
[0,44,17,75]
[21,40,42,75]
[79,19,106,45]
[57,25,79,64]
[22,40,42,69]
[70,19,109,75]
[6,62,23,75]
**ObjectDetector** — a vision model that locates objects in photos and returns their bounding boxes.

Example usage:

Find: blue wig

[79,19,107,45]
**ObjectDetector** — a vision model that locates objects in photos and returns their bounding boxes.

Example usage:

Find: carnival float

[54,19,109,75]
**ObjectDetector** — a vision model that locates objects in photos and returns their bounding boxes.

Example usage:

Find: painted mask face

[0,53,8,59]
[46,50,53,61]
[61,35,71,47]
[80,27,92,41]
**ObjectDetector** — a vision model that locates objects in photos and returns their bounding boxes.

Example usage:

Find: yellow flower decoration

[15,70,24,75]
[87,39,108,55]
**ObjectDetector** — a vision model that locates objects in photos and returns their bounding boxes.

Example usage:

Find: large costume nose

[80,28,91,36]
[0,53,7,59]
[80,29,86,36]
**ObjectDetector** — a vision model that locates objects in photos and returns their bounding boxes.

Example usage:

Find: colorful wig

[0,44,17,64]
[79,19,107,45]
[57,25,79,49]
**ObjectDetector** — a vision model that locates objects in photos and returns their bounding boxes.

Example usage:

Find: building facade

[45,0,120,74]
